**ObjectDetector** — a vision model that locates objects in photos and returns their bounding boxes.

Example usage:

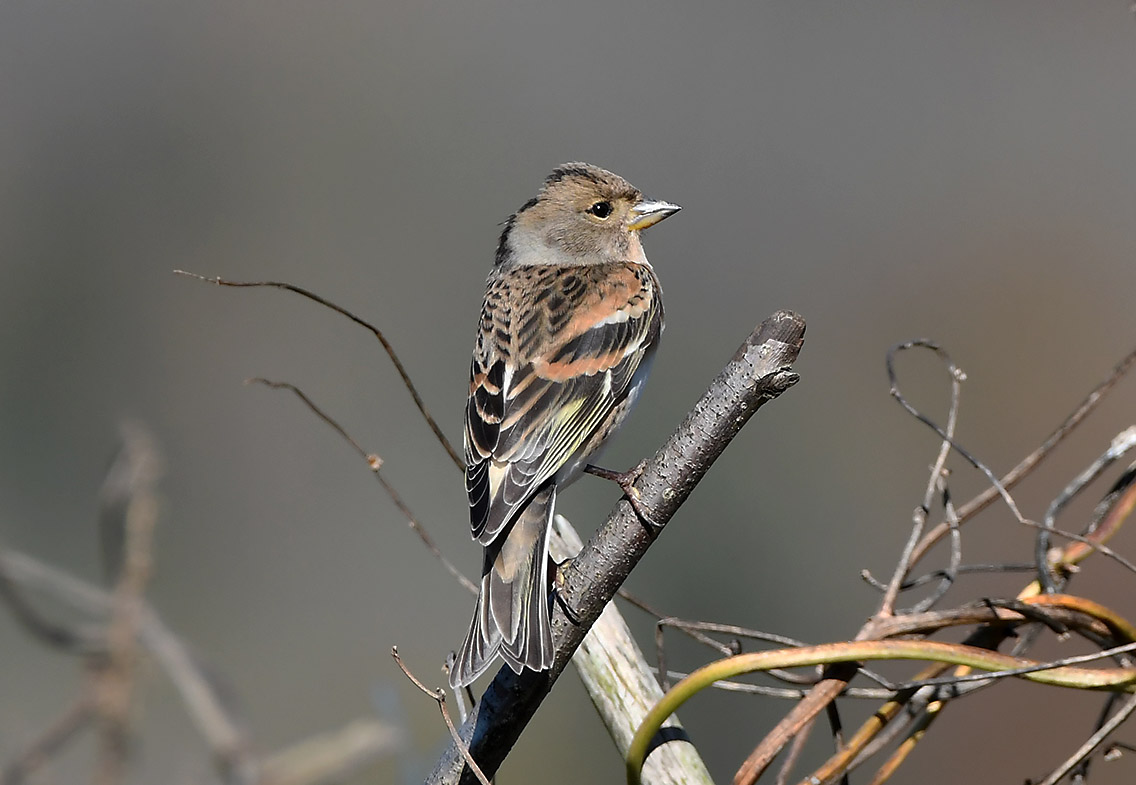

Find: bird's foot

[584,460,663,531]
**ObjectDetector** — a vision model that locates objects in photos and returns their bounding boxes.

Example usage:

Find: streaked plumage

[451,163,679,688]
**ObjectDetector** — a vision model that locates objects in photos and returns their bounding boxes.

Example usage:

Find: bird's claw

[584,459,663,531]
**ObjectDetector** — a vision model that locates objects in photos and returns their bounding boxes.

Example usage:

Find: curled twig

[910,343,1136,565]
[879,340,964,616]
[886,341,1030,545]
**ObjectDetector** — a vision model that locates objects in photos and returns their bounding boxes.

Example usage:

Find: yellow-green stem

[626,639,1136,784]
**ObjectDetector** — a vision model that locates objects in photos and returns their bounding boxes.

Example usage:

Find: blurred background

[3,2,1136,783]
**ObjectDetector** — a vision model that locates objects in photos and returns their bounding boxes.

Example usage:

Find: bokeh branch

[0,424,402,785]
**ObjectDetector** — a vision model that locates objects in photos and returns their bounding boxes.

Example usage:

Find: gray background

[3,2,1136,783]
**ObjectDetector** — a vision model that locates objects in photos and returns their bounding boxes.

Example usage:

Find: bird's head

[496,162,679,267]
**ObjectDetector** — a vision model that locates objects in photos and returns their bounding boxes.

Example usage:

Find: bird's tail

[450,482,556,688]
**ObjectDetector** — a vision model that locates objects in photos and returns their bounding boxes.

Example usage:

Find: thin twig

[174,270,464,470]
[1034,692,1136,785]
[775,716,816,785]
[1073,462,1136,565]
[654,671,893,700]
[1018,517,1136,578]
[0,697,94,785]
[656,619,805,651]
[653,619,892,690]
[247,378,476,595]
[392,647,489,785]
[848,701,926,777]
[907,472,961,613]
[863,700,940,785]
[656,619,810,687]
[895,640,1136,692]
[1073,693,1125,781]
[444,652,473,725]
[620,589,761,691]
[860,561,1038,592]
[1036,427,1136,592]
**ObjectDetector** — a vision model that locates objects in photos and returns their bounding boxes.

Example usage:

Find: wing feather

[465,261,662,543]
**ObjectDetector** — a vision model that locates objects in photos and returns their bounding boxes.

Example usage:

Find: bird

[450,162,680,688]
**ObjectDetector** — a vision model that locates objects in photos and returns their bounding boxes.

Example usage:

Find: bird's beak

[628,200,681,231]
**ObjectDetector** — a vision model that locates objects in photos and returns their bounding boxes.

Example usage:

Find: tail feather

[450,483,556,688]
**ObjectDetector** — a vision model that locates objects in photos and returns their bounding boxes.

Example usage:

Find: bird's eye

[586,200,613,219]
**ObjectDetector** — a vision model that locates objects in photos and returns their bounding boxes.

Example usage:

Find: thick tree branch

[426,310,806,785]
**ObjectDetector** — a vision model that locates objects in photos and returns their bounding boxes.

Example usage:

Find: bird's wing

[465,261,662,544]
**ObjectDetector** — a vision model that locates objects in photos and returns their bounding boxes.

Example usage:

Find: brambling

[450,163,680,688]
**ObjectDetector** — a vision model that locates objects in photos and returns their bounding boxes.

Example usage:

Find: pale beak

[628,199,681,231]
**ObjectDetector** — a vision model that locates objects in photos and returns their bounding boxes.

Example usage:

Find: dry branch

[94,423,161,785]
[259,719,403,785]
